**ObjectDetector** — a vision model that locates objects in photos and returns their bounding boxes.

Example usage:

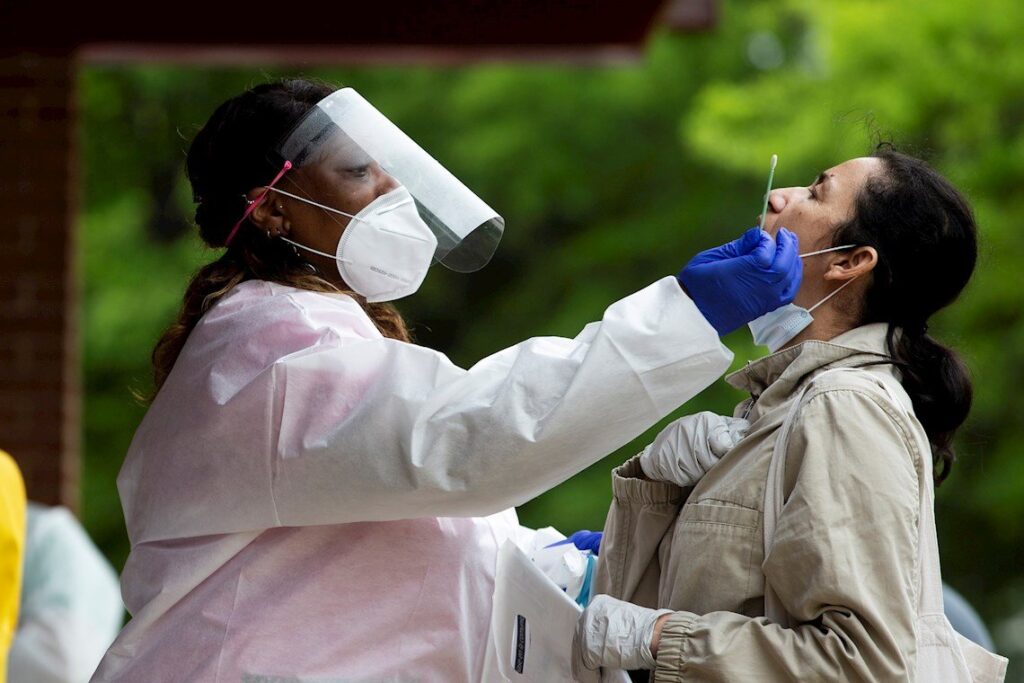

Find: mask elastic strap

[225,160,293,247]
[799,244,857,259]
[278,235,349,263]
[265,186,359,220]
[808,275,858,313]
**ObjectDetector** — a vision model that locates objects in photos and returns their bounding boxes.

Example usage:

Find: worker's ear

[823,246,877,282]
[245,191,288,237]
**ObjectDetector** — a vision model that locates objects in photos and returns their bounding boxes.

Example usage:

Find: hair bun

[194,194,247,247]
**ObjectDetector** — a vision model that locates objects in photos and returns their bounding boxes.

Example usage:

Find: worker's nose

[373,164,400,197]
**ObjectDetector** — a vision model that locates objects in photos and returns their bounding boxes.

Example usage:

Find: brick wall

[0,51,79,508]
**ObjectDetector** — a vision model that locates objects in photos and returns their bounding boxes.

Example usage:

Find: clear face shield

[273,88,505,276]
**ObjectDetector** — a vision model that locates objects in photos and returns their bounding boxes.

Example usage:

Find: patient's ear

[823,246,878,281]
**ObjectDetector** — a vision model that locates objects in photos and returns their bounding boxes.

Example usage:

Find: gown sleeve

[120,277,733,543]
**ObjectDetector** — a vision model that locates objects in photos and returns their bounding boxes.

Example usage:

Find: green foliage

[80,0,1024,664]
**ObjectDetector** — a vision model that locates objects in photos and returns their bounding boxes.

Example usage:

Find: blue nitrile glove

[678,227,802,336]
[570,530,602,555]
[545,530,603,555]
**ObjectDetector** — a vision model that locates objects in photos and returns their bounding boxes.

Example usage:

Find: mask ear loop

[224,160,293,247]
[265,186,360,266]
[799,244,857,258]
[800,243,861,312]
[808,275,859,313]
[264,186,359,220]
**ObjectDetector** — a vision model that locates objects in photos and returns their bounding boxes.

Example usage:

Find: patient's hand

[639,412,750,487]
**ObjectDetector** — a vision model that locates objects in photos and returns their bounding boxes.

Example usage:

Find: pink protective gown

[91,276,731,682]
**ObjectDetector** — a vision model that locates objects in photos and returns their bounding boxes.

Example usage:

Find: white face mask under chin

[269,186,438,303]
[747,244,858,352]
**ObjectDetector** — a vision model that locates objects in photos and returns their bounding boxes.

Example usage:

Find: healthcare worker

[8,503,123,683]
[0,451,26,683]
[91,79,801,682]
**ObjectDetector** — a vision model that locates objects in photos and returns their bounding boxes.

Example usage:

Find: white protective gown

[91,276,732,683]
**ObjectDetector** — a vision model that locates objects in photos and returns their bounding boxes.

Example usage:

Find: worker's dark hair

[149,79,409,399]
[834,146,976,485]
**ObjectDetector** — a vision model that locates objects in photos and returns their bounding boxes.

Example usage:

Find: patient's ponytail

[833,147,977,485]
[888,327,972,484]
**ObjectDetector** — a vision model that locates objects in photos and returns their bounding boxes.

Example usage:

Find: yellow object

[0,450,26,683]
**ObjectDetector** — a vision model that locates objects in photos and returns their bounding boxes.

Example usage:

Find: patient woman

[573,148,982,681]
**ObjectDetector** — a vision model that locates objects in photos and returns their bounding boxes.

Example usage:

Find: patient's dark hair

[834,146,976,485]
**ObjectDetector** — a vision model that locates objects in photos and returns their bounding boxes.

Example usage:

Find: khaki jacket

[594,324,930,682]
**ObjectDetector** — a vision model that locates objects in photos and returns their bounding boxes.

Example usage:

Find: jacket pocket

[660,500,763,616]
[679,500,760,529]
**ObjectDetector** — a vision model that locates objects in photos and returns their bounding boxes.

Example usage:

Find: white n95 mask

[748,244,858,352]
[272,185,438,303]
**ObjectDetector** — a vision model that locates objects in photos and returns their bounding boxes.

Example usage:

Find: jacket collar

[726,323,895,406]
